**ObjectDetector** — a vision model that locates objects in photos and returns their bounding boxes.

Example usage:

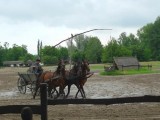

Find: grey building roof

[113,57,140,70]
[3,61,24,65]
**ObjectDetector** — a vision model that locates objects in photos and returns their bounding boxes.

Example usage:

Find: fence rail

[0,105,40,114]
[120,64,152,71]
[48,95,160,105]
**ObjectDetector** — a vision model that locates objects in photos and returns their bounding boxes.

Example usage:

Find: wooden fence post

[138,64,140,70]
[40,83,48,120]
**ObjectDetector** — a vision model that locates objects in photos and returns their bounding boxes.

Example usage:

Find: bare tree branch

[53,28,112,48]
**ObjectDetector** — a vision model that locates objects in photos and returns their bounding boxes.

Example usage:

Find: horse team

[33,60,93,99]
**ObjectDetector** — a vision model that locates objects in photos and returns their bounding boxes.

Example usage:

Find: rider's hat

[36,58,41,62]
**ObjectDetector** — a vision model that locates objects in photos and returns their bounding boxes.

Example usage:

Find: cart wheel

[17,77,26,94]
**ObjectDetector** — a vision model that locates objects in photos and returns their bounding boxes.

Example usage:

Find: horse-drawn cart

[17,72,37,94]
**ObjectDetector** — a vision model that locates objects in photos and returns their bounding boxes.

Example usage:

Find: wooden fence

[104,64,152,71]
[120,64,152,71]
[0,83,160,120]
[0,83,48,120]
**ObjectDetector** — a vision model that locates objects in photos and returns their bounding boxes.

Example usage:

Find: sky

[0,0,160,54]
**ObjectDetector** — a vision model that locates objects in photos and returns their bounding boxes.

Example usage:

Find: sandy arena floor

[1,67,160,120]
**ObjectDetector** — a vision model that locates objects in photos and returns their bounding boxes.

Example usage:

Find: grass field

[89,61,160,76]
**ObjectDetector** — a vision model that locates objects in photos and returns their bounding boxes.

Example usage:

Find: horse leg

[54,87,61,99]
[33,85,39,99]
[50,89,55,98]
[81,86,86,98]
[55,88,59,97]
[50,87,58,99]
[62,89,66,99]
[47,85,52,98]
[75,89,80,98]
[75,84,84,99]
[65,85,71,98]
[75,87,85,98]
[52,87,59,99]
[58,86,65,97]
[60,85,66,99]
[77,79,87,99]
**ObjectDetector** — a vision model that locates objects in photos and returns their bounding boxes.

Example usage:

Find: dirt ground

[1,67,160,120]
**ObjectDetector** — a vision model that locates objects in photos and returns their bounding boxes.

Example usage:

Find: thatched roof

[113,57,140,70]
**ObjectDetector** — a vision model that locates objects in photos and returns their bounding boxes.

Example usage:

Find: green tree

[23,53,35,63]
[42,46,60,64]
[72,50,84,62]
[0,42,32,66]
[5,44,27,61]
[68,34,89,62]
[74,34,89,52]
[59,47,69,60]
[43,55,58,65]
[118,32,129,46]
[37,40,43,60]
[137,23,153,59]
[137,16,160,60]
[150,17,160,60]
[85,37,103,63]
[102,38,132,63]
[42,46,59,56]
[118,33,140,56]
[67,38,76,62]
[0,45,5,66]
[101,45,108,63]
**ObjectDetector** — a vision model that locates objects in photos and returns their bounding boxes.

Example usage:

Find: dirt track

[1,67,160,120]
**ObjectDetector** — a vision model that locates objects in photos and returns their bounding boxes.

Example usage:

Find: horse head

[70,61,82,76]
[76,61,83,77]
[82,60,90,75]
[56,59,66,77]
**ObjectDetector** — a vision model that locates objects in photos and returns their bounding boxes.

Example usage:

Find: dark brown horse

[33,60,66,99]
[75,60,93,98]
[64,61,85,98]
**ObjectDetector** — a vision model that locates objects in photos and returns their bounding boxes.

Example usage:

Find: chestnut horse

[33,61,66,99]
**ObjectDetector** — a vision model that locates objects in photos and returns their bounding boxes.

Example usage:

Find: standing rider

[34,58,43,74]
